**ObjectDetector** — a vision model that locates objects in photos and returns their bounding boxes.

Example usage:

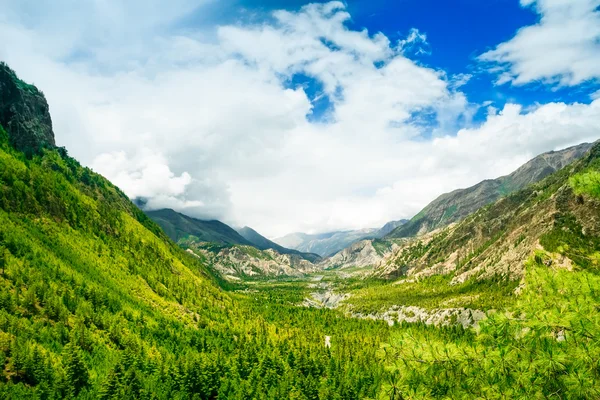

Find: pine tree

[62,343,89,396]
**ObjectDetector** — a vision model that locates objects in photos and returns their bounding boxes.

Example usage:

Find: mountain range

[144,207,321,279]
[274,219,408,257]
[387,142,593,239]
[375,139,600,284]
[146,208,252,246]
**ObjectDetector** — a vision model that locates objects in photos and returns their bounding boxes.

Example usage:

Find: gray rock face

[304,289,350,309]
[320,239,394,270]
[0,63,55,153]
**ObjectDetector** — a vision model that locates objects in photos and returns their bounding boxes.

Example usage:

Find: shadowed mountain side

[146,208,252,246]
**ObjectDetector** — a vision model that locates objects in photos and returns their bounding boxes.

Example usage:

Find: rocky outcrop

[320,239,396,270]
[192,245,318,279]
[0,63,55,153]
[352,305,486,328]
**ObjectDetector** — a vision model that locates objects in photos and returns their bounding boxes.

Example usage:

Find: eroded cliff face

[0,63,55,153]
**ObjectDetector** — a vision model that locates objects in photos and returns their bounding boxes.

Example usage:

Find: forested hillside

[0,64,388,399]
[146,208,252,246]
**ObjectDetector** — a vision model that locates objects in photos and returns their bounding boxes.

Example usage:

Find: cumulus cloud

[0,1,598,237]
[479,0,600,86]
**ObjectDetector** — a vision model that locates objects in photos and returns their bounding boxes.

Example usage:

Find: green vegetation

[371,239,393,257]
[0,126,388,399]
[384,254,600,399]
[343,274,518,314]
[570,170,600,198]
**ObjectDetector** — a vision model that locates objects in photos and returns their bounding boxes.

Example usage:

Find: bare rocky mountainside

[184,242,319,280]
[274,219,407,257]
[387,142,593,239]
[316,143,594,272]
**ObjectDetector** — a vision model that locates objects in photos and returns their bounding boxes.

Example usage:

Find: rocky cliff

[0,62,55,153]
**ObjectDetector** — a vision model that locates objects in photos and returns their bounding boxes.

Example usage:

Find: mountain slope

[387,142,593,239]
[0,65,386,399]
[237,226,321,263]
[185,242,319,279]
[146,208,251,246]
[374,219,408,237]
[376,141,600,282]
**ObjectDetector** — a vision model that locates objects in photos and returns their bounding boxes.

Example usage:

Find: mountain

[274,219,407,258]
[186,242,318,280]
[319,239,398,272]
[237,226,321,263]
[376,141,600,282]
[373,219,408,237]
[274,228,378,257]
[273,231,338,249]
[0,64,386,398]
[146,208,252,246]
[387,142,594,239]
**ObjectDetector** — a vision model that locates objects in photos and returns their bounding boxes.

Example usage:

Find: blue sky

[1,0,599,236]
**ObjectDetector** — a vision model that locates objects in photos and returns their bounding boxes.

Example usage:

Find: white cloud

[92,149,194,200]
[479,0,600,86]
[1,1,599,237]
[397,28,430,56]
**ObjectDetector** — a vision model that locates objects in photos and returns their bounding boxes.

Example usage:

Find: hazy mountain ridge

[237,226,321,263]
[275,219,407,257]
[387,142,594,239]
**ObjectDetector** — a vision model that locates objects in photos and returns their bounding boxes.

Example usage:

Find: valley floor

[229,253,600,398]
